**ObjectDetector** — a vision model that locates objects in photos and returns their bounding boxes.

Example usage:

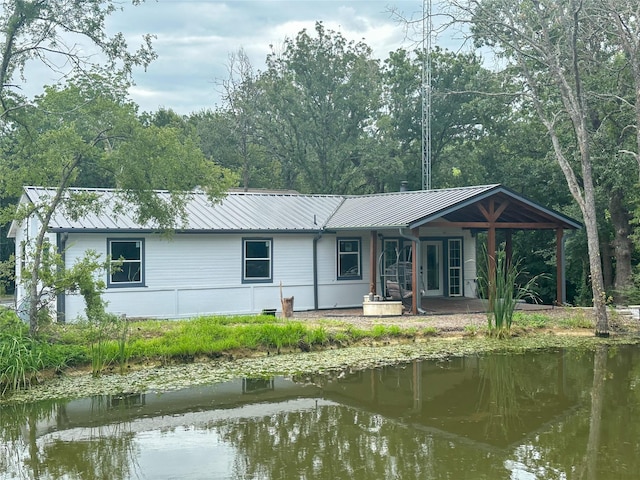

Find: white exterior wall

[13,216,58,318]
[18,222,476,322]
[316,232,371,309]
[62,232,322,321]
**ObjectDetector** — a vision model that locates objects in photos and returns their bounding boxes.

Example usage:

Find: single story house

[8,184,580,321]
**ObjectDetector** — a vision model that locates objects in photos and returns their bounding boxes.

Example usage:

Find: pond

[1,344,640,479]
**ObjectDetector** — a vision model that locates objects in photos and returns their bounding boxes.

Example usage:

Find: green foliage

[243,21,382,194]
[423,326,439,337]
[479,247,543,338]
[0,255,15,295]
[463,325,480,336]
[0,310,43,394]
[2,74,236,334]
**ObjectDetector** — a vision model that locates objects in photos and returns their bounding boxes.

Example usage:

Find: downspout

[313,229,324,310]
[399,228,425,314]
[56,232,68,323]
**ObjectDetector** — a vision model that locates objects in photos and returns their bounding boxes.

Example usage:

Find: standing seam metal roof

[23,187,344,232]
[18,184,579,233]
[324,184,500,229]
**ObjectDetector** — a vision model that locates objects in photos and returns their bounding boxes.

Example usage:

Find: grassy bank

[0,306,637,401]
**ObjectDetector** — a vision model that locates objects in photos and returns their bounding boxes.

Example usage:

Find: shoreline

[2,326,638,405]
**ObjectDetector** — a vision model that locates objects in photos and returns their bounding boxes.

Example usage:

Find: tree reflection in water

[3,346,640,479]
[0,395,140,480]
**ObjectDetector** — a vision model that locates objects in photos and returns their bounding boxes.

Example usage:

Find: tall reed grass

[478,248,541,338]
[0,309,44,394]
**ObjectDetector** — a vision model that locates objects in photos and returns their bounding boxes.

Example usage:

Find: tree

[379,47,509,190]
[250,22,382,194]
[0,0,155,119]
[453,0,611,335]
[1,75,235,335]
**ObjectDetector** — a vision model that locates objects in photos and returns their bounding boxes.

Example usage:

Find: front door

[421,241,443,296]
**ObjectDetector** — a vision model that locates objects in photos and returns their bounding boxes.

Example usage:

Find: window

[448,238,462,296]
[337,238,361,279]
[108,239,144,287]
[243,238,272,282]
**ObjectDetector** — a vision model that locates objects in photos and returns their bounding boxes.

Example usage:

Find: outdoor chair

[386,280,413,309]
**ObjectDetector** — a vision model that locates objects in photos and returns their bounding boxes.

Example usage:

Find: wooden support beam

[505,229,513,268]
[411,228,419,315]
[370,230,377,296]
[428,221,564,229]
[488,224,497,307]
[556,228,564,306]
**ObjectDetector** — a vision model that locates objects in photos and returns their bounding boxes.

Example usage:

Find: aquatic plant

[478,248,542,338]
[116,315,130,374]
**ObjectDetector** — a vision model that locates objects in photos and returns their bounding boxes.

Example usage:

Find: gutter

[312,228,324,310]
[56,232,69,323]
[398,228,425,314]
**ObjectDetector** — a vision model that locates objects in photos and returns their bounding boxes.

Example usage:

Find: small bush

[463,325,480,336]
[423,326,438,337]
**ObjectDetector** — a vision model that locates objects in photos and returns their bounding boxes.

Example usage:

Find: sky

[84,0,465,115]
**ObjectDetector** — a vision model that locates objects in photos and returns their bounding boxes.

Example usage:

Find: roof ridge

[343,184,500,199]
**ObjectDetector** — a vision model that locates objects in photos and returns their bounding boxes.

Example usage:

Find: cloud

[13,0,464,115]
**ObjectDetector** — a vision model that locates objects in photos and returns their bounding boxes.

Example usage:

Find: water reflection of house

[25,377,321,439]
[19,352,578,450]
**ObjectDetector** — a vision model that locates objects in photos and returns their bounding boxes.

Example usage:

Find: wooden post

[488,224,497,307]
[370,230,377,296]
[281,296,294,318]
[556,228,564,306]
[505,229,513,267]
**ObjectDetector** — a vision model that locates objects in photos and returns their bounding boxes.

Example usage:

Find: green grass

[512,312,550,329]
[423,326,438,337]
[0,308,602,396]
[558,313,594,329]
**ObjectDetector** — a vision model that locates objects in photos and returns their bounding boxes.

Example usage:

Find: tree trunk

[600,237,613,292]
[609,191,633,303]
[583,182,609,336]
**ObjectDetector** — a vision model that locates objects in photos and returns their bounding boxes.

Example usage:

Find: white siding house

[8,185,580,321]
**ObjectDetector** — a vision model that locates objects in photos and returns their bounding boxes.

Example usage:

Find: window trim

[337,237,362,280]
[107,238,145,288]
[242,237,273,284]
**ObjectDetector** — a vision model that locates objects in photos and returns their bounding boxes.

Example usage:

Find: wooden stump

[281,296,294,318]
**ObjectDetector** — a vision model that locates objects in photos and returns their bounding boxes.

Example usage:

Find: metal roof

[326,184,499,229]
[21,186,344,232]
[14,184,580,235]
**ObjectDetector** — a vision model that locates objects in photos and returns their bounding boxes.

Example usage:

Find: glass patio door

[421,241,442,296]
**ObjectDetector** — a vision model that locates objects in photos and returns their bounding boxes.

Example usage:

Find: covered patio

[305,296,560,318]
[328,184,582,315]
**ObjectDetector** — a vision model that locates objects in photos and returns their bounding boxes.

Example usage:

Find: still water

[1,344,640,479]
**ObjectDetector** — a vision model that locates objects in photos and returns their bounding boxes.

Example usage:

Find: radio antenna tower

[421,0,432,190]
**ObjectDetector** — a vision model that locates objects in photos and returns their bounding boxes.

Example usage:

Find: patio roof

[325,184,580,231]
